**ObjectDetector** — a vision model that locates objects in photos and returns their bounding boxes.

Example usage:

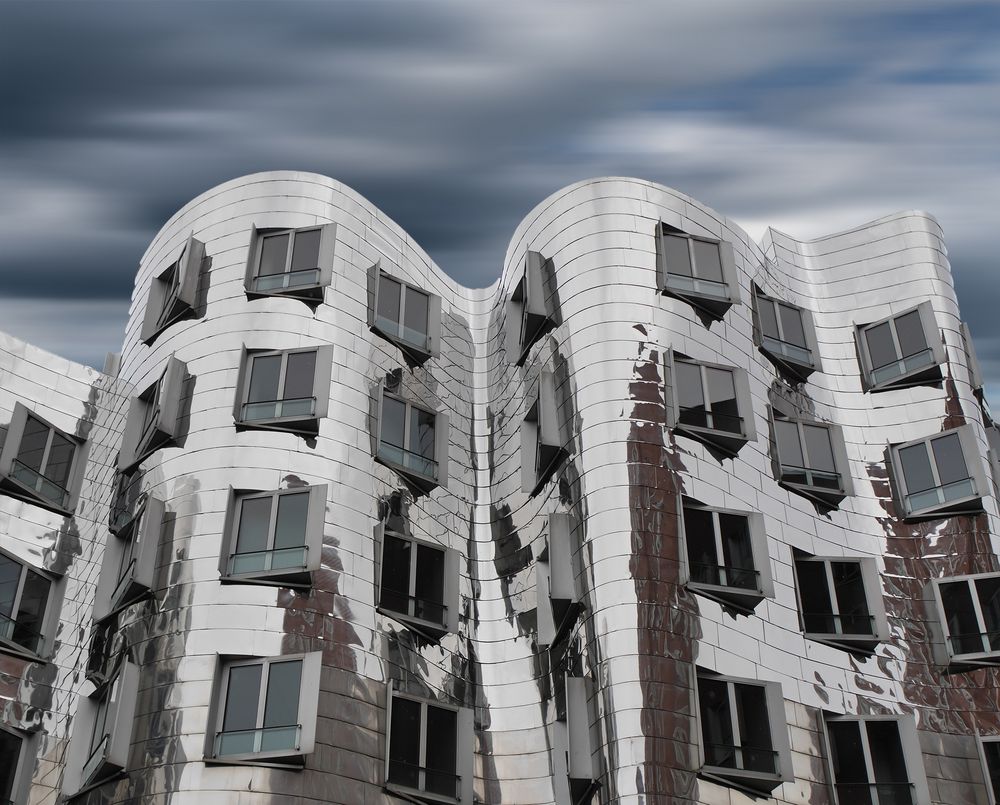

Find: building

[1,171,999,805]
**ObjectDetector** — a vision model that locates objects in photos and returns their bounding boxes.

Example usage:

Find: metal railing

[871,347,934,386]
[905,477,976,513]
[254,267,321,292]
[780,464,842,492]
[704,741,778,774]
[948,629,1000,656]
[379,590,447,626]
[689,562,759,591]
[10,459,70,508]
[375,313,430,352]
[229,545,308,575]
[678,406,744,435]
[802,611,876,637]
[242,396,315,422]
[388,758,461,800]
[762,334,812,366]
[834,780,915,805]
[215,724,301,757]
[0,611,44,654]
[378,441,437,479]
[666,272,729,301]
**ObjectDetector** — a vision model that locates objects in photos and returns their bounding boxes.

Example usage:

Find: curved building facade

[1,171,999,805]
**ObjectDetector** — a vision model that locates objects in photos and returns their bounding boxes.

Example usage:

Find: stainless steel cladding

[1,172,997,805]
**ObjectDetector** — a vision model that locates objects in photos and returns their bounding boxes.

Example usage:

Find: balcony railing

[834,780,915,805]
[802,611,876,637]
[762,334,812,367]
[871,347,935,386]
[780,464,842,492]
[379,589,447,627]
[905,477,976,513]
[375,314,429,353]
[666,272,729,301]
[215,724,301,757]
[254,267,321,292]
[242,396,315,422]
[689,562,759,591]
[948,628,1000,656]
[0,612,44,654]
[228,545,309,576]
[704,741,778,775]
[10,459,70,508]
[388,758,461,800]
[679,406,744,435]
[378,441,437,480]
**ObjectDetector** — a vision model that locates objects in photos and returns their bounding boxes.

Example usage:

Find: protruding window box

[507,250,557,366]
[376,386,449,495]
[109,468,143,537]
[537,513,582,647]
[118,356,187,471]
[0,547,61,661]
[244,224,335,302]
[656,222,740,320]
[856,302,945,391]
[929,572,1000,669]
[93,497,165,621]
[551,675,601,805]
[753,287,820,380]
[772,412,853,507]
[522,370,569,497]
[233,346,333,435]
[141,235,206,344]
[889,425,986,520]
[369,265,442,364]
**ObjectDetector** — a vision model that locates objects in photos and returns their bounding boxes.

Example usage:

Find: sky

[1,0,999,396]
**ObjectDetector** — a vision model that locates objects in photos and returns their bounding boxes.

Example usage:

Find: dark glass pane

[664,235,692,277]
[389,696,422,789]
[796,560,834,633]
[705,367,740,433]
[259,233,289,277]
[0,728,20,802]
[831,562,873,634]
[380,534,412,616]
[775,420,804,468]
[676,361,706,427]
[893,310,927,359]
[758,298,779,339]
[16,416,50,472]
[779,303,807,348]
[976,577,1000,651]
[425,705,457,797]
[263,660,302,727]
[899,443,936,494]
[378,276,402,324]
[290,229,321,271]
[403,288,429,338]
[865,322,898,370]
[13,569,50,648]
[683,507,719,586]
[719,513,755,590]
[940,581,983,655]
[984,742,1000,801]
[735,683,773,773]
[414,545,446,624]
[235,496,273,554]
[283,351,317,401]
[274,492,310,550]
[931,433,969,485]
[867,721,908,784]
[222,664,262,733]
[803,425,836,474]
[409,407,436,460]
[381,396,406,449]
[693,239,723,283]
[0,556,19,619]
[45,432,75,488]
[698,677,735,768]
[247,355,282,404]
[828,721,869,786]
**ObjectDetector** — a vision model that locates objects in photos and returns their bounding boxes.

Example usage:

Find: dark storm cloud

[1,0,999,380]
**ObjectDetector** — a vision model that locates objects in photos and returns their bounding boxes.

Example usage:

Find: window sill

[661,281,734,320]
[371,323,434,366]
[0,638,47,664]
[385,782,460,805]
[866,361,942,393]
[375,452,441,495]
[204,752,307,768]
[758,343,816,382]
[0,474,75,516]
[902,492,983,521]
[674,423,751,456]
[235,414,321,436]
[246,282,326,304]
[700,766,784,796]
[687,582,765,615]
[778,477,848,508]
[377,606,450,641]
[803,632,881,655]
[221,569,312,589]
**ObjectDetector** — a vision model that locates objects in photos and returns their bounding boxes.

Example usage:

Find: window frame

[929,571,1000,668]
[0,723,37,805]
[140,234,206,345]
[693,669,792,795]
[677,496,773,614]
[822,714,930,805]
[537,513,583,647]
[0,545,62,660]
[978,735,1000,805]
[244,223,335,302]
[0,402,88,515]
[792,554,888,652]
[506,250,557,367]
[374,521,460,638]
[771,411,853,506]
[375,384,450,494]
[205,651,322,767]
[385,682,474,804]
[93,496,165,622]
[656,221,740,319]
[233,345,333,434]
[109,467,143,537]
[665,350,756,455]
[118,356,187,471]
[856,301,944,392]
[752,286,820,379]
[889,425,986,520]
[522,370,569,497]
[219,485,326,587]
[368,263,442,364]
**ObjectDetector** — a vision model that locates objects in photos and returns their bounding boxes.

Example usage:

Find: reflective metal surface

[1,172,997,804]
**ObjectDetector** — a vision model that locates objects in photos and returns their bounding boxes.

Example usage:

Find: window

[665,351,755,454]
[375,522,459,638]
[772,413,852,506]
[890,426,985,520]
[979,737,1000,804]
[507,250,557,366]
[376,386,449,494]
[109,468,143,536]
[118,356,187,471]
[233,346,333,434]
[962,322,993,425]
[0,548,57,658]
[64,660,139,795]
[679,499,772,613]
[857,302,944,391]
[94,497,165,621]
[522,370,569,497]
[245,224,335,301]
[753,287,819,379]
[825,715,929,805]
[220,486,325,586]
[207,652,321,766]
[931,572,1000,667]
[386,684,474,803]
[793,555,887,652]
[552,675,600,804]
[1,725,35,805]
[140,235,206,344]
[0,402,86,514]
[368,264,442,363]
[695,670,791,794]
[537,513,582,646]
[656,222,740,318]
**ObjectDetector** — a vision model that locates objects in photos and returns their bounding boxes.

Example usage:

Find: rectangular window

[825,716,927,805]
[222,486,324,585]
[94,497,165,621]
[369,266,442,362]
[680,500,771,613]
[891,426,984,519]
[772,413,852,505]
[119,357,186,471]
[979,738,1000,803]
[507,250,557,366]
[245,224,335,301]
[933,573,1000,665]
[668,352,755,454]
[0,403,84,514]
[522,370,569,497]
[208,652,321,765]
[140,235,206,344]
[695,671,791,794]
[0,726,26,804]
[234,346,332,433]
[857,302,943,391]
[0,550,52,657]
[754,288,819,378]
[109,468,143,536]
[657,223,740,318]
[794,555,885,651]
[376,388,449,493]
[537,513,582,646]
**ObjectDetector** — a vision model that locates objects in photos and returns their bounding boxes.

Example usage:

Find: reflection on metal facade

[1,171,999,804]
